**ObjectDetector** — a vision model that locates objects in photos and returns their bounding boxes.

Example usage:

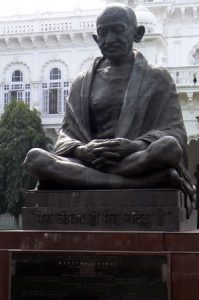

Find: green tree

[0,101,52,218]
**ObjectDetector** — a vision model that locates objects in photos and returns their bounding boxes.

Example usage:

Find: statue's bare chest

[90,61,132,138]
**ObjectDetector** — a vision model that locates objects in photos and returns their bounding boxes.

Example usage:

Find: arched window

[42,66,69,115]
[3,69,31,109]
[50,68,61,80]
[12,70,23,82]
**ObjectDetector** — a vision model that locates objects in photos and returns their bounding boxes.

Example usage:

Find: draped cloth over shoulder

[53,50,196,213]
[54,50,196,212]
[54,49,187,165]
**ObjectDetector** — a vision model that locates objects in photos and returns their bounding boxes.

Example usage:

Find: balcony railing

[144,0,199,3]
[0,17,97,36]
[167,66,199,87]
[144,0,171,3]
[175,0,199,3]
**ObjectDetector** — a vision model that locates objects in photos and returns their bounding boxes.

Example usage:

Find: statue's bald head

[97,4,137,27]
[94,3,144,62]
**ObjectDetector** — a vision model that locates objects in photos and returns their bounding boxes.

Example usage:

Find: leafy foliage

[0,101,52,217]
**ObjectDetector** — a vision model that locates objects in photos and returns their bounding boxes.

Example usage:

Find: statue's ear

[134,25,145,43]
[92,33,98,44]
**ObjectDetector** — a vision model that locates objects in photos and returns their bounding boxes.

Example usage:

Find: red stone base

[1,230,199,299]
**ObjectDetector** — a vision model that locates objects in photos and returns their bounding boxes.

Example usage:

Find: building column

[193,6,198,19]
[0,83,4,114]
[31,81,41,112]
[187,91,194,108]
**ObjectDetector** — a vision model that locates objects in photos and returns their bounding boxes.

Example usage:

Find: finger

[92,156,106,166]
[92,140,120,149]
[95,160,117,170]
[93,139,109,143]
[99,140,121,146]
[92,147,109,153]
[95,163,103,170]
[92,145,121,153]
[103,159,118,166]
[102,152,120,159]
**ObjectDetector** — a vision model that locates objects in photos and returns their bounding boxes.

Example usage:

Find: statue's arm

[138,77,186,169]
[54,74,88,157]
[133,67,188,165]
[89,67,187,169]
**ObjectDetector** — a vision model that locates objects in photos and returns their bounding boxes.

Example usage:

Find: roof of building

[135,5,158,26]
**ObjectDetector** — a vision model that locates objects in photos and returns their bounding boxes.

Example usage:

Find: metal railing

[167,66,199,87]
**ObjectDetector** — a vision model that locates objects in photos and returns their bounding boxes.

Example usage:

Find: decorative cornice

[0,32,94,51]
[162,5,199,22]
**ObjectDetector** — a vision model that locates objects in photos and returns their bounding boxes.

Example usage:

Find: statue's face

[96,9,136,62]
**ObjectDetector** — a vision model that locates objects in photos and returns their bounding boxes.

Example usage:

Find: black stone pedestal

[22,189,197,231]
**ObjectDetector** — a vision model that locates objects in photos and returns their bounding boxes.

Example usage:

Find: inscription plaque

[22,190,198,231]
[11,252,168,300]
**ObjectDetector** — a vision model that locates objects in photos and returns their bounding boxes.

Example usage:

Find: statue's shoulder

[72,56,102,85]
[134,49,173,84]
[70,71,87,93]
[149,64,174,84]
[73,71,86,85]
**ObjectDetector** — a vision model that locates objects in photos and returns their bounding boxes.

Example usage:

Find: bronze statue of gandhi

[24,4,195,209]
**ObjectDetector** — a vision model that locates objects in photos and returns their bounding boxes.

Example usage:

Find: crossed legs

[24,136,183,189]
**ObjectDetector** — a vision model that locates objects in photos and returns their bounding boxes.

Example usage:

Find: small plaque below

[11,252,168,300]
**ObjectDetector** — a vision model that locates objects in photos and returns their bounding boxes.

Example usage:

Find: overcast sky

[1,0,105,16]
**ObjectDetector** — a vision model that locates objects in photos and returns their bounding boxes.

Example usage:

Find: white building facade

[0,0,199,179]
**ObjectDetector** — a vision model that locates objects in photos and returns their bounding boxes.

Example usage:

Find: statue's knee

[147,136,183,168]
[160,136,183,166]
[24,148,42,170]
[163,136,182,157]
